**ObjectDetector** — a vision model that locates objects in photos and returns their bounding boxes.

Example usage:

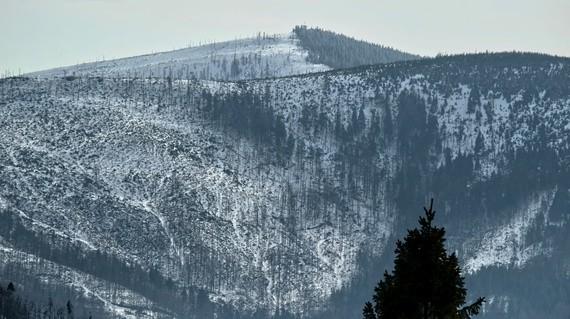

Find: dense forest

[293,25,419,69]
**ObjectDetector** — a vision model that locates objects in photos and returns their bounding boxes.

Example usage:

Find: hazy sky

[1,0,569,73]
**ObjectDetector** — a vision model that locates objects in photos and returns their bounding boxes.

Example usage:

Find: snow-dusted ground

[225,62,570,280]
[2,54,569,318]
[0,77,394,316]
[463,189,557,274]
[27,33,331,81]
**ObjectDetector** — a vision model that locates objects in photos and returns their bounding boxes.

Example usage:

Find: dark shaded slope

[293,25,420,69]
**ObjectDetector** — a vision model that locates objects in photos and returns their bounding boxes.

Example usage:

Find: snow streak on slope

[27,34,331,81]
[463,189,557,274]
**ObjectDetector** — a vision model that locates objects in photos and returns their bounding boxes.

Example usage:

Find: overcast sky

[1,0,569,74]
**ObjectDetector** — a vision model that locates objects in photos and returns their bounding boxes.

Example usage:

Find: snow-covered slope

[2,52,570,318]
[25,27,420,82]
[0,76,394,317]
[463,189,557,274]
[27,33,331,80]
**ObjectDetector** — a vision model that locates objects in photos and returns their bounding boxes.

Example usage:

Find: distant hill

[27,27,419,81]
[293,25,420,69]
[27,33,330,81]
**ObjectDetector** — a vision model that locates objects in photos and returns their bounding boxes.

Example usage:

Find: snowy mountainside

[191,52,570,318]
[26,26,420,81]
[28,33,331,80]
[0,76,394,317]
[1,52,570,318]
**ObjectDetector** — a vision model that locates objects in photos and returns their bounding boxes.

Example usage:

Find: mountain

[2,38,569,319]
[26,27,419,81]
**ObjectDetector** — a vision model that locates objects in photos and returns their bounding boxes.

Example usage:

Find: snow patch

[464,189,557,273]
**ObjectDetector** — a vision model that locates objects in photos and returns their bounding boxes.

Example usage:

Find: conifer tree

[363,302,376,319]
[67,300,74,319]
[363,199,485,319]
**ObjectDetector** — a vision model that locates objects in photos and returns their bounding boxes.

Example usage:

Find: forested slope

[293,25,420,69]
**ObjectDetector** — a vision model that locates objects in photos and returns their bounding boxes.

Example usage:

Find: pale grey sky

[1,0,569,74]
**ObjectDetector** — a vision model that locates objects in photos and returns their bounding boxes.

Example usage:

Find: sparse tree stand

[363,199,485,319]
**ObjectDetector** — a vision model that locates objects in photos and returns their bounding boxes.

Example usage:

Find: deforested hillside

[292,25,420,69]
[1,52,569,318]
[27,33,331,81]
[26,27,420,82]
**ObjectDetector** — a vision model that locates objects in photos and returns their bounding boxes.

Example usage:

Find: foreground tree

[364,199,485,319]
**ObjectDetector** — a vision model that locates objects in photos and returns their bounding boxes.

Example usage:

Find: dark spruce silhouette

[363,199,485,319]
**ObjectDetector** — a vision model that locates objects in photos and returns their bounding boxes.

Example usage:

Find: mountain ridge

[25,26,420,81]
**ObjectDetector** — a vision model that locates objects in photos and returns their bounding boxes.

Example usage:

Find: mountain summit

[27,26,419,81]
